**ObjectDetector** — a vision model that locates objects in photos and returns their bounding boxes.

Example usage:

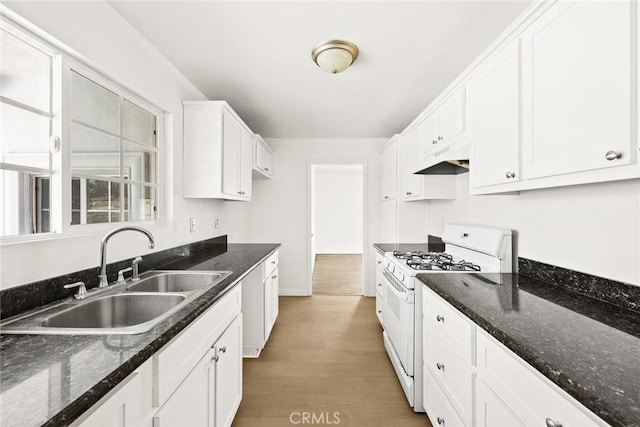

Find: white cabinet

[78,285,242,427]
[76,360,152,427]
[380,137,398,201]
[154,316,242,427]
[521,0,635,180]
[398,130,457,201]
[422,285,475,427]
[476,329,605,427]
[423,88,467,160]
[253,135,273,179]
[422,284,607,427]
[183,101,253,201]
[468,40,521,191]
[242,249,279,357]
[374,251,385,326]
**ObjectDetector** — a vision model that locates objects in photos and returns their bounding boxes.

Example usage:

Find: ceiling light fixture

[311,40,359,74]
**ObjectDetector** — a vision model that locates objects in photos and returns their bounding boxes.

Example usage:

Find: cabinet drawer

[423,285,475,364]
[154,285,241,407]
[476,329,606,427]
[425,327,474,427]
[424,365,466,427]
[263,251,279,277]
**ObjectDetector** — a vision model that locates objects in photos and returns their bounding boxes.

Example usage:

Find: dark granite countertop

[0,243,280,427]
[417,272,640,427]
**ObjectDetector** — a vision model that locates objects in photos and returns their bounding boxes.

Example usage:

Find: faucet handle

[132,256,143,281]
[117,267,133,285]
[64,282,87,300]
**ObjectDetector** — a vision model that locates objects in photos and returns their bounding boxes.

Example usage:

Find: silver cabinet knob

[406,192,412,196]
[377,283,382,287]
[505,171,516,179]
[272,275,277,279]
[265,167,270,171]
[378,310,382,314]
[432,140,437,144]
[219,346,227,353]
[605,150,622,161]
[384,195,389,199]
[438,136,443,141]
[436,362,445,370]
[545,418,563,427]
[436,315,445,322]
[212,354,219,362]
[437,417,445,425]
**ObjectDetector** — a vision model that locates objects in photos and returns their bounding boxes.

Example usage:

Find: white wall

[224,138,385,296]
[428,174,640,286]
[0,2,232,289]
[312,164,364,254]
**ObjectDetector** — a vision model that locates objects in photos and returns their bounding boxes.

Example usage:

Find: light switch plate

[190,217,196,233]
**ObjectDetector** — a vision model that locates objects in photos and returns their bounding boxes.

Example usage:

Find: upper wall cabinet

[423,88,467,162]
[253,135,274,179]
[183,101,253,201]
[468,0,639,194]
[468,40,521,190]
[521,0,634,179]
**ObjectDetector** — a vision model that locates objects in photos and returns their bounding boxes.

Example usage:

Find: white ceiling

[109,1,531,139]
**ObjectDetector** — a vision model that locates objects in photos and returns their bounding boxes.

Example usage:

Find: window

[69,72,158,225]
[0,26,54,236]
[0,19,161,239]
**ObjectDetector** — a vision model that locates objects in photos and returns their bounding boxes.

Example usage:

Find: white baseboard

[279,288,311,296]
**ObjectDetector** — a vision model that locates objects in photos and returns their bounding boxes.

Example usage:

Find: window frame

[0,15,165,244]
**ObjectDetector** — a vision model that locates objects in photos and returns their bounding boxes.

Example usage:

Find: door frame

[306,160,368,296]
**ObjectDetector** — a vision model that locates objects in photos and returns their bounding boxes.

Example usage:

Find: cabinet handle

[545,418,563,427]
[605,150,622,161]
[438,136,443,141]
[265,168,270,171]
[219,346,227,353]
[384,195,389,199]
[436,362,445,371]
[406,192,412,196]
[432,140,437,145]
[378,310,382,314]
[272,275,277,279]
[436,315,444,322]
[212,354,219,362]
[377,283,382,287]
[505,171,516,179]
[437,417,445,425]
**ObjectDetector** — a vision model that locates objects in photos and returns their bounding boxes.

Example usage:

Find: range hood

[415,142,469,175]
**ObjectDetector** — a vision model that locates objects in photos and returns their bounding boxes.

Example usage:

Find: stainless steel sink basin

[41,293,186,329]
[0,270,233,335]
[126,271,231,293]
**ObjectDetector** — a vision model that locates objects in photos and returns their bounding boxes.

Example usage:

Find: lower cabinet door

[476,378,526,427]
[153,349,215,427]
[214,315,243,427]
[79,370,143,427]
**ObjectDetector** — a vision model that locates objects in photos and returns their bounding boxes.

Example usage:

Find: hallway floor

[233,296,430,427]
[312,254,363,295]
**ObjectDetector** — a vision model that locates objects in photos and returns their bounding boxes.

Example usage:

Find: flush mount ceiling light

[311,40,359,74]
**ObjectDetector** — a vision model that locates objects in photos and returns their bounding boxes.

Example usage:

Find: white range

[376,224,513,412]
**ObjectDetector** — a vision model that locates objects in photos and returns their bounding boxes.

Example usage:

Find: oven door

[381,269,414,376]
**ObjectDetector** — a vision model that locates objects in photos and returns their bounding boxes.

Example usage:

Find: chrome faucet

[99,226,155,287]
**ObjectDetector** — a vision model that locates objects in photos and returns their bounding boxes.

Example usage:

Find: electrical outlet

[190,217,196,233]
[214,217,220,229]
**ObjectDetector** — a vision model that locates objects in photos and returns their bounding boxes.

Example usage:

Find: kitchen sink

[126,271,231,293]
[41,293,186,329]
[0,270,232,335]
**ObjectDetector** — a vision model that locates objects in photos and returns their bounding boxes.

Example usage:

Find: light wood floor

[312,254,363,295]
[233,296,431,427]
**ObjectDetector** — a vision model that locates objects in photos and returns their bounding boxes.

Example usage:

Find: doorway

[309,163,364,295]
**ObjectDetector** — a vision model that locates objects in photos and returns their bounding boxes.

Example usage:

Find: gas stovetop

[391,250,482,272]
